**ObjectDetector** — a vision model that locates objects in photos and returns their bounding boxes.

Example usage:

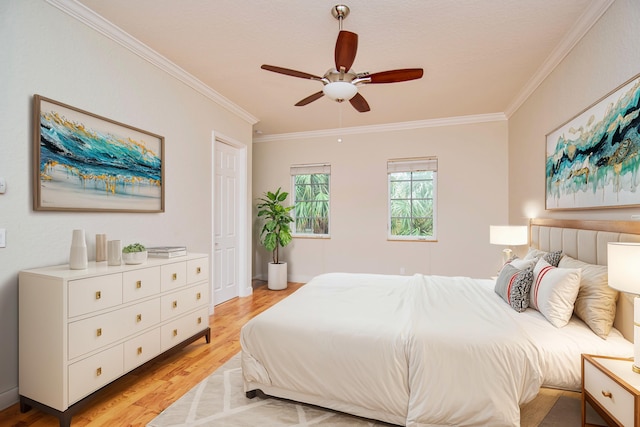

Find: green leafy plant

[123,243,146,253]
[257,188,294,264]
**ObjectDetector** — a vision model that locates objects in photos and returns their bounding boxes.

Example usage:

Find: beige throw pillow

[558,255,618,339]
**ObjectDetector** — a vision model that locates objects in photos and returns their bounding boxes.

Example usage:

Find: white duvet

[240,272,633,426]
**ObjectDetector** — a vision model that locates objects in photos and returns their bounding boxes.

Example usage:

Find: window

[388,158,437,241]
[291,164,330,237]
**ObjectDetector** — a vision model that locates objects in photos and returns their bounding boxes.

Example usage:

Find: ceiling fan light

[323,81,357,102]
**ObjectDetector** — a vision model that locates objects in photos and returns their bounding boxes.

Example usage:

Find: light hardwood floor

[0,280,580,427]
[0,280,304,427]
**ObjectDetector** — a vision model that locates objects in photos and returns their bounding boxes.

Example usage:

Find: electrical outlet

[0,229,5,248]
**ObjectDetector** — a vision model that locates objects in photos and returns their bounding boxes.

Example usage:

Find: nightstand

[582,354,640,427]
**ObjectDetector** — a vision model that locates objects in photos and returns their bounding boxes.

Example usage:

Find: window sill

[387,236,437,242]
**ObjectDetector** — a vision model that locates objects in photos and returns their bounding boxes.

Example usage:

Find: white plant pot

[268,262,288,290]
[122,250,148,265]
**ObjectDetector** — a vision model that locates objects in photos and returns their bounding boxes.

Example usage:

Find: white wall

[509,0,640,222]
[0,1,253,409]
[253,119,510,283]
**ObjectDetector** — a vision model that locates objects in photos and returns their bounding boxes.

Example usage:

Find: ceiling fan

[261,4,424,113]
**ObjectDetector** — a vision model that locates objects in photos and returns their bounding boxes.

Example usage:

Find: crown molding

[253,113,507,143]
[46,0,259,126]
[504,0,614,118]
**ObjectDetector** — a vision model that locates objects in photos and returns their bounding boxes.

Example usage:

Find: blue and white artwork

[35,96,164,212]
[546,75,640,210]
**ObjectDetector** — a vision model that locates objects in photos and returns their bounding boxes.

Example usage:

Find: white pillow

[524,248,563,266]
[530,258,581,328]
[508,258,537,270]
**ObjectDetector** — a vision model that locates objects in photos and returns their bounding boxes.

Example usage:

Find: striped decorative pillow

[530,258,581,327]
[495,263,534,312]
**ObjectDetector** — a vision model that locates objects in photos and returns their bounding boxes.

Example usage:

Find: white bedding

[241,272,633,426]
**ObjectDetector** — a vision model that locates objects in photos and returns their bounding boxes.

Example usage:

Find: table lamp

[608,242,640,373]
[490,225,528,264]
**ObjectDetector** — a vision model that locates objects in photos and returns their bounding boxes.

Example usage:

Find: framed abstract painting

[33,95,165,212]
[545,74,640,210]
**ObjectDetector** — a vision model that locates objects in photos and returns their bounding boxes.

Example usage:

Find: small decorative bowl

[122,250,148,265]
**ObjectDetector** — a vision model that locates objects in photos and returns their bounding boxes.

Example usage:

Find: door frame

[211,131,251,314]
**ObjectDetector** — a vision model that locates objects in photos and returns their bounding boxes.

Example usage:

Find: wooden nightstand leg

[581,393,586,427]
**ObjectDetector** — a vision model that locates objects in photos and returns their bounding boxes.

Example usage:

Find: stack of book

[147,246,187,258]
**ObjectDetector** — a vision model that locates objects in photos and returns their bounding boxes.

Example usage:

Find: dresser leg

[59,412,72,427]
[19,397,31,413]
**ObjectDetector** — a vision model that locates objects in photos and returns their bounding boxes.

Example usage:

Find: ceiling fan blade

[334,30,358,72]
[349,92,370,112]
[368,68,424,84]
[261,64,322,81]
[295,91,324,106]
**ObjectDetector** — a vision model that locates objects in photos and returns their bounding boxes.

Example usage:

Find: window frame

[290,163,331,239]
[387,157,438,241]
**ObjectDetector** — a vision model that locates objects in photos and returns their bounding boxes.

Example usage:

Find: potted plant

[257,187,294,290]
[122,242,147,265]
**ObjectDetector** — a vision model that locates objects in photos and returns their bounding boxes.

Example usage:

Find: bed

[241,219,640,426]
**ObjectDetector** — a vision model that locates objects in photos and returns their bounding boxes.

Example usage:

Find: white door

[213,140,240,304]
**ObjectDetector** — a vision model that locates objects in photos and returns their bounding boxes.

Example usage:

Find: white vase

[69,229,88,270]
[267,262,288,290]
[107,240,122,266]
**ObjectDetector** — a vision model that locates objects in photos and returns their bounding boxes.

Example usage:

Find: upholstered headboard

[529,218,640,342]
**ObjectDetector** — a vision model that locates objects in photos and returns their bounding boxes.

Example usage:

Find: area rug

[147,354,596,427]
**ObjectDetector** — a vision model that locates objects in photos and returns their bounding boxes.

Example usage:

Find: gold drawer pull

[196,292,201,300]
[136,280,142,289]
[137,346,143,355]
[172,300,178,309]
[173,329,178,337]
[136,314,142,322]
[196,267,201,274]
[172,273,177,281]
[602,390,613,398]
[96,328,102,337]
[96,367,102,376]
[95,291,101,300]
[197,316,202,324]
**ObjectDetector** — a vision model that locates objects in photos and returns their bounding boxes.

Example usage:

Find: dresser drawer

[187,257,209,283]
[123,267,161,302]
[68,345,124,405]
[68,274,122,317]
[124,328,161,372]
[68,299,160,359]
[160,261,187,291]
[161,282,208,321]
[160,307,209,351]
[584,359,634,426]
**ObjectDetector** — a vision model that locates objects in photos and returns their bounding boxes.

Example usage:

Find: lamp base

[502,248,513,264]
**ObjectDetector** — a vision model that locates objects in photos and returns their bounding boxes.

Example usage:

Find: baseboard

[254,273,312,285]
[0,386,18,411]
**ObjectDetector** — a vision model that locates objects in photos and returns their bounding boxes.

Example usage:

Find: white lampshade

[323,81,358,101]
[608,242,640,294]
[489,225,528,246]
[608,241,640,374]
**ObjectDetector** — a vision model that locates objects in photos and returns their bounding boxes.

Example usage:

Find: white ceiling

[74,0,609,137]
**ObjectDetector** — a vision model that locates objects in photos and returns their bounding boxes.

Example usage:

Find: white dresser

[18,253,210,427]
